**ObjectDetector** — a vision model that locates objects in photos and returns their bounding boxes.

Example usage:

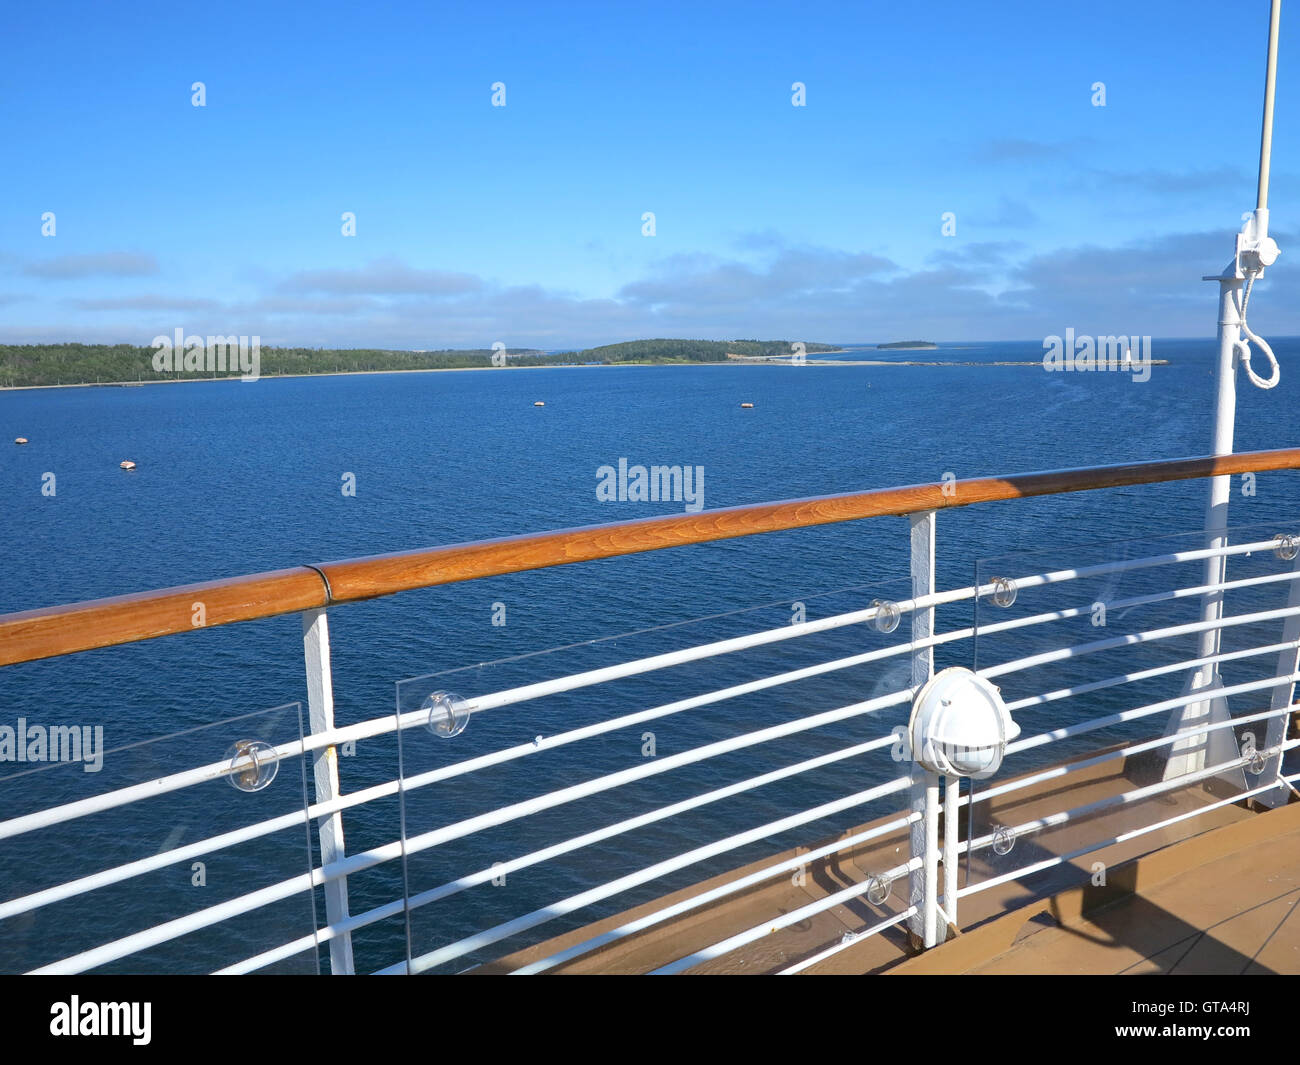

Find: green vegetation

[550,339,841,364]
[0,343,545,387]
[0,339,842,387]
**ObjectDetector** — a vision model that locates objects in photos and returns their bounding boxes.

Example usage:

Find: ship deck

[944,801,1300,975]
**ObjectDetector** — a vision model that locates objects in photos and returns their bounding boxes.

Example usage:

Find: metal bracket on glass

[866,873,893,906]
[987,577,1018,608]
[423,691,470,738]
[224,739,280,792]
[870,599,901,634]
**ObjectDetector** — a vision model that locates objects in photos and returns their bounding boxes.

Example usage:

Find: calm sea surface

[2,338,1299,972]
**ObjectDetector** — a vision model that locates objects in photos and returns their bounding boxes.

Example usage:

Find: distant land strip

[0,340,1173,389]
[0,339,843,388]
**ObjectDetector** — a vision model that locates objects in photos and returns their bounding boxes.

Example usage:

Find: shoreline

[0,353,1172,392]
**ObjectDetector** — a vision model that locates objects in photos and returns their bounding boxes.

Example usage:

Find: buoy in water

[740,402,754,409]
[14,437,28,445]
[120,460,136,471]
[534,401,545,407]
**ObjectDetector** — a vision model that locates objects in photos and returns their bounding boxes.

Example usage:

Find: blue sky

[1,0,1297,348]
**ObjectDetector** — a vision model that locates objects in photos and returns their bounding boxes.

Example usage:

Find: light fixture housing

[908,667,1020,779]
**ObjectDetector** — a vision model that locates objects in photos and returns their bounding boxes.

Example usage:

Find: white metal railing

[1,523,1297,975]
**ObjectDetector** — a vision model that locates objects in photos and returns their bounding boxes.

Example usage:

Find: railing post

[907,511,945,947]
[302,607,356,975]
[943,775,959,932]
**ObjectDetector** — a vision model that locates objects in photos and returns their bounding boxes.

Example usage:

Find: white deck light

[909,667,1020,779]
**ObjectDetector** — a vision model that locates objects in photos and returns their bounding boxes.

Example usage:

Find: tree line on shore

[0,339,840,386]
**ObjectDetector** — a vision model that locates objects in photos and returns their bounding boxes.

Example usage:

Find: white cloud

[5,230,1298,347]
[23,252,159,280]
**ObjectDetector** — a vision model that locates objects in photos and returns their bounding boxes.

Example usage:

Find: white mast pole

[1258,0,1282,213]
[1169,0,1282,781]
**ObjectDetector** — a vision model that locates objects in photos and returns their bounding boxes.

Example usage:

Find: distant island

[0,339,844,388]
[876,340,937,350]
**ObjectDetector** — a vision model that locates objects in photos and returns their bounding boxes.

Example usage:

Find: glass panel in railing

[393,579,919,974]
[0,702,318,974]
[963,520,1300,925]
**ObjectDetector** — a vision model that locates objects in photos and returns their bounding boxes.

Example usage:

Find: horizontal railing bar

[515,810,922,975]
[1003,639,1300,715]
[440,600,899,717]
[389,776,914,974]
[958,764,1300,902]
[973,535,1297,600]
[928,534,1293,614]
[211,937,322,976]
[779,536,1292,623]
[333,619,954,755]
[652,855,921,975]
[962,739,1297,866]
[778,906,920,975]
[970,705,1290,810]
[0,766,440,915]
[1006,672,1300,756]
[29,868,321,975]
[393,642,918,790]
[356,576,1293,775]
[984,602,1300,682]
[975,567,1300,648]
[0,806,312,922]
[3,447,1297,667]
[213,894,394,976]
[0,747,307,844]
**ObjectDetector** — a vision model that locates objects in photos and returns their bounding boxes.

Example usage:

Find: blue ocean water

[1,337,1298,972]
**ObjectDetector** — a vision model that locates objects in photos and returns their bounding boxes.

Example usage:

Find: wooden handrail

[2,447,1298,668]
